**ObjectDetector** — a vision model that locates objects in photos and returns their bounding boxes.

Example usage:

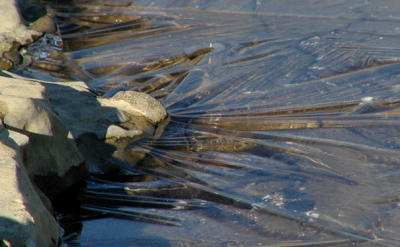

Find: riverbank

[0,1,167,246]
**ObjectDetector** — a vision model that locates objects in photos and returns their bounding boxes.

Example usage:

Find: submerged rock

[105,125,143,139]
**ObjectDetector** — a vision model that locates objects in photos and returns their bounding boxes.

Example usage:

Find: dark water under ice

[15,0,400,246]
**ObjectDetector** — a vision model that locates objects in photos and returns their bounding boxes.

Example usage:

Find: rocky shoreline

[0,1,167,246]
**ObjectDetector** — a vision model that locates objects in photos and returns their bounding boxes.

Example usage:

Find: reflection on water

[16,0,400,246]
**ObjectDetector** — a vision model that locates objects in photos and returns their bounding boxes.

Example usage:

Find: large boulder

[0,76,87,196]
[0,75,86,247]
[0,123,59,247]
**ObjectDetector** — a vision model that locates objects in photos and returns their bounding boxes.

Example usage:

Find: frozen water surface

[16,0,400,246]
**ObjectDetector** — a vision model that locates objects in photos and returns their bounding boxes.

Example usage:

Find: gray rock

[0,70,168,245]
[0,75,84,246]
[17,0,47,24]
[0,0,41,70]
[39,79,167,139]
[0,0,55,70]
[1,72,168,140]
[29,15,56,33]
[0,0,168,245]
[99,90,168,125]
[105,124,143,139]
[0,127,59,247]
[0,0,167,229]
[40,79,167,172]
[0,76,87,196]
[0,1,60,244]
[40,80,128,140]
